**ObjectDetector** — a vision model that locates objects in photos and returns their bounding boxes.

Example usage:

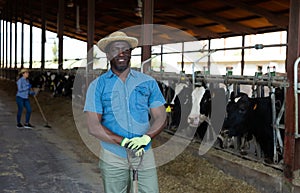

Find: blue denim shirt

[84,69,166,158]
[16,77,30,99]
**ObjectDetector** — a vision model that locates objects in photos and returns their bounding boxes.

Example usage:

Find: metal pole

[294,57,300,138]
[160,45,163,72]
[208,39,211,72]
[181,42,184,72]
[140,54,159,73]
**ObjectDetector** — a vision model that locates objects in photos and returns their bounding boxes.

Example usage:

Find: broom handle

[132,170,138,193]
[33,95,48,123]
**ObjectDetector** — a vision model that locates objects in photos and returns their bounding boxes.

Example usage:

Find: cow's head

[188,86,206,127]
[223,92,253,137]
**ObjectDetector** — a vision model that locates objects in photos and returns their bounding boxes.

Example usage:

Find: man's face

[106,41,132,73]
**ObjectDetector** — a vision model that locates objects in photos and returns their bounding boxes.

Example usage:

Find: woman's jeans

[16,96,32,124]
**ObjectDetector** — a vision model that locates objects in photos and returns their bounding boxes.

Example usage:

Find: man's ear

[106,52,112,61]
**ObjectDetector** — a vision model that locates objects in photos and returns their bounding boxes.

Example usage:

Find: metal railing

[294,57,300,138]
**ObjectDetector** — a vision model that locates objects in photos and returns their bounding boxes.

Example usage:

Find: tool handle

[33,95,48,123]
[132,180,138,193]
[132,169,138,193]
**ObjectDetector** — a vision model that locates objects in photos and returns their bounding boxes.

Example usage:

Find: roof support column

[58,0,64,70]
[141,0,153,73]
[0,19,1,69]
[208,39,211,72]
[2,16,4,69]
[14,0,18,69]
[20,0,24,69]
[241,35,245,75]
[41,0,46,70]
[9,0,12,69]
[29,0,33,69]
[5,16,8,69]
[284,0,300,183]
[181,42,184,72]
[87,0,95,72]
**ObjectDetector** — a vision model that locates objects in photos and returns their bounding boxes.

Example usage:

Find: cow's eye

[239,108,246,114]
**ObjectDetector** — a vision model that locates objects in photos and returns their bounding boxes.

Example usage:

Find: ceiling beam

[155,15,220,39]
[218,0,288,29]
[172,6,256,34]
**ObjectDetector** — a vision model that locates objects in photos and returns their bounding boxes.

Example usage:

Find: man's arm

[86,111,123,145]
[146,105,167,139]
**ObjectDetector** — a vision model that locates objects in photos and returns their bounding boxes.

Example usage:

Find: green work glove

[134,148,145,157]
[120,137,130,147]
[126,135,151,150]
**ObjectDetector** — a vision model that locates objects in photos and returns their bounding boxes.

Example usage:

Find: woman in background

[16,68,35,129]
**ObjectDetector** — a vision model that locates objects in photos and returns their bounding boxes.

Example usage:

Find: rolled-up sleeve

[84,78,103,114]
[149,80,166,108]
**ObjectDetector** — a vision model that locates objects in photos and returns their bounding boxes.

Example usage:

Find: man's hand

[29,91,36,96]
[134,148,145,157]
[126,135,151,150]
[120,137,130,147]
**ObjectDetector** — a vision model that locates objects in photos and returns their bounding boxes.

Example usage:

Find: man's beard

[114,64,129,73]
[110,57,130,73]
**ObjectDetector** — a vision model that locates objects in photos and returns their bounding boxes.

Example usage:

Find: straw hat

[97,31,138,52]
[19,68,29,74]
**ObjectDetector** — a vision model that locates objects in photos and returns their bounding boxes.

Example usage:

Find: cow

[188,86,208,139]
[188,85,227,144]
[160,81,193,133]
[29,71,46,90]
[222,90,284,164]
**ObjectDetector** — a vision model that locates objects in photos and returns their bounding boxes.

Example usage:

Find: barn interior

[0,0,299,192]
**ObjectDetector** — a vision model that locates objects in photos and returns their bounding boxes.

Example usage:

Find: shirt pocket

[135,86,150,110]
[102,91,120,113]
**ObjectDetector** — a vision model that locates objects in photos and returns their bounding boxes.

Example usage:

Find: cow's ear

[238,94,249,103]
[230,91,235,101]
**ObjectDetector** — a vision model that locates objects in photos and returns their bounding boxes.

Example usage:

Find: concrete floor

[0,89,103,193]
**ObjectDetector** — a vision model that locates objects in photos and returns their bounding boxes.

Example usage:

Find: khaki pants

[99,147,159,193]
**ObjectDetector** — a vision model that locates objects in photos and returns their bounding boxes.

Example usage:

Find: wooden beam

[58,0,64,70]
[219,0,288,29]
[172,5,256,34]
[41,0,46,70]
[155,15,220,39]
[87,0,95,71]
[284,0,300,182]
[142,0,153,73]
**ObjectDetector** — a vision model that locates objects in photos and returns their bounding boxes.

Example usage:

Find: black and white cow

[188,86,209,139]
[188,85,227,142]
[222,90,284,164]
[160,81,193,132]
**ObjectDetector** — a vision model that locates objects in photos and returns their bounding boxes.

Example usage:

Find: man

[84,31,166,193]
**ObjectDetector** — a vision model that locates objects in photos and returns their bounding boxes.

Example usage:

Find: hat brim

[97,36,138,52]
[19,69,29,74]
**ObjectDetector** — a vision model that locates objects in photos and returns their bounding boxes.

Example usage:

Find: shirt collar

[106,68,137,79]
